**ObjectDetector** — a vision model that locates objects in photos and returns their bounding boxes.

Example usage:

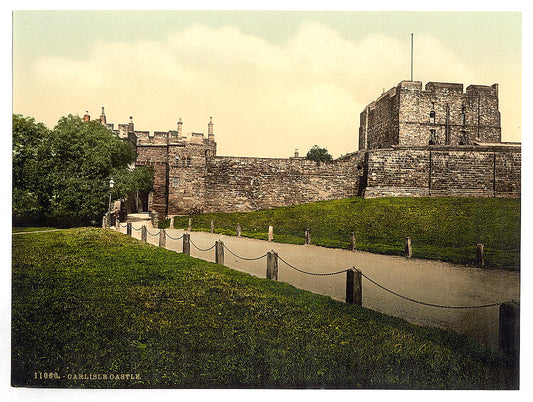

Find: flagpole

[410,33,414,81]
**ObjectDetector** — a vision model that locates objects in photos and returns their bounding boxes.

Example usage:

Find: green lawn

[12,226,58,233]
[12,228,517,389]
[168,197,520,270]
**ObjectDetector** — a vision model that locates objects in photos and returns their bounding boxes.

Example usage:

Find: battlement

[466,83,499,97]
[424,81,464,94]
[86,107,216,148]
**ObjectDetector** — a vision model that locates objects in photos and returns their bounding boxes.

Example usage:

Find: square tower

[359,81,502,149]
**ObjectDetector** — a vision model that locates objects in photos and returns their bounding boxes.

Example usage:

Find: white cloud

[15,21,511,158]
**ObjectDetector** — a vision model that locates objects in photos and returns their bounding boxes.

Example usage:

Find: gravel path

[120,221,520,350]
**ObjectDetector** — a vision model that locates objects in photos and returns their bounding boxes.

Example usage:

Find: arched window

[460,106,466,125]
[429,110,436,124]
[186,157,191,167]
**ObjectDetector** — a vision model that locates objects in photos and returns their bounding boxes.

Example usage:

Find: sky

[12,9,522,158]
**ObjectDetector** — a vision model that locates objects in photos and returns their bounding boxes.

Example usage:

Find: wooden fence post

[159,229,166,248]
[498,302,520,361]
[346,268,362,306]
[188,217,192,232]
[141,225,147,242]
[127,222,132,236]
[183,233,190,255]
[304,228,311,245]
[268,226,274,242]
[266,251,279,281]
[404,237,412,258]
[210,220,215,234]
[236,223,242,238]
[115,218,120,231]
[170,216,175,229]
[215,241,224,265]
[350,232,356,251]
[476,244,485,268]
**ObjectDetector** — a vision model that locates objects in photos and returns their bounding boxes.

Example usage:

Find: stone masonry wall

[135,145,169,214]
[362,145,521,198]
[201,157,359,213]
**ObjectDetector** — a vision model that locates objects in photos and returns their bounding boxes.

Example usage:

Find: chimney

[208,116,214,142]
[100,107,106,125]
[83,111,90,122]
[128,116,134,132]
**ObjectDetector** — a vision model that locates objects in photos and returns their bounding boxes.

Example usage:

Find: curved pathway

[120,221,519,350]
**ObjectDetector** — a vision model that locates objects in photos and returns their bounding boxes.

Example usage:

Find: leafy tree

[111,165,154,199]
[12,115,50,225]
[306,145,333,164]
[12,114,154,227]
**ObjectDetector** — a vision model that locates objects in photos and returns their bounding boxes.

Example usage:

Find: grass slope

[12,228,516,389]
[168,197,520,270]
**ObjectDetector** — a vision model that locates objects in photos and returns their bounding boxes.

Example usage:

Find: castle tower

[359,80,502,149]
[208,116,214,142]
[100,107,106,125]
[83,111,90,122]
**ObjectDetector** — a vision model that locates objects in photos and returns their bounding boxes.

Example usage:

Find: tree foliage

[306,145,333,164]
[12,114,154,227]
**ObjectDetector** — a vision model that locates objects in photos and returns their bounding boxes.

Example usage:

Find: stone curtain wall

[201,157,359,213]
[362,145,521,198]
[137,145,520,216]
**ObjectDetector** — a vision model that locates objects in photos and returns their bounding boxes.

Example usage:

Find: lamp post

[108,177,115,213]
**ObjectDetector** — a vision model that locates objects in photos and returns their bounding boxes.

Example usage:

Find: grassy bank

[169,197,520,270]
[12,228,516,389]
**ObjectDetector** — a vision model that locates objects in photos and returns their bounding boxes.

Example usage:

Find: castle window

[175,156,180,164]
[186,157,191,167]
[429,110,436,124]
[460,106,466,125]
[429,129,439,145]
[171,177,179,188]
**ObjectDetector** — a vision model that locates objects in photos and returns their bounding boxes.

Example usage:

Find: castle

[86,80,521,217]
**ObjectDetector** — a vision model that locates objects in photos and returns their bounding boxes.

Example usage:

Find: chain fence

[165,232,184,241]
[189,237,217,252]
[122,225,517,310]
[222,243,268,261]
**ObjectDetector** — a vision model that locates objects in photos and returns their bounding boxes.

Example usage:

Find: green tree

[306,145,333,164]
[12,114,154,227]
[111,165,154,199]
[12,115,51,225]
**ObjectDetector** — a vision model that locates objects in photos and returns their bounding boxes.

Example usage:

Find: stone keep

[359,81,501,150]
